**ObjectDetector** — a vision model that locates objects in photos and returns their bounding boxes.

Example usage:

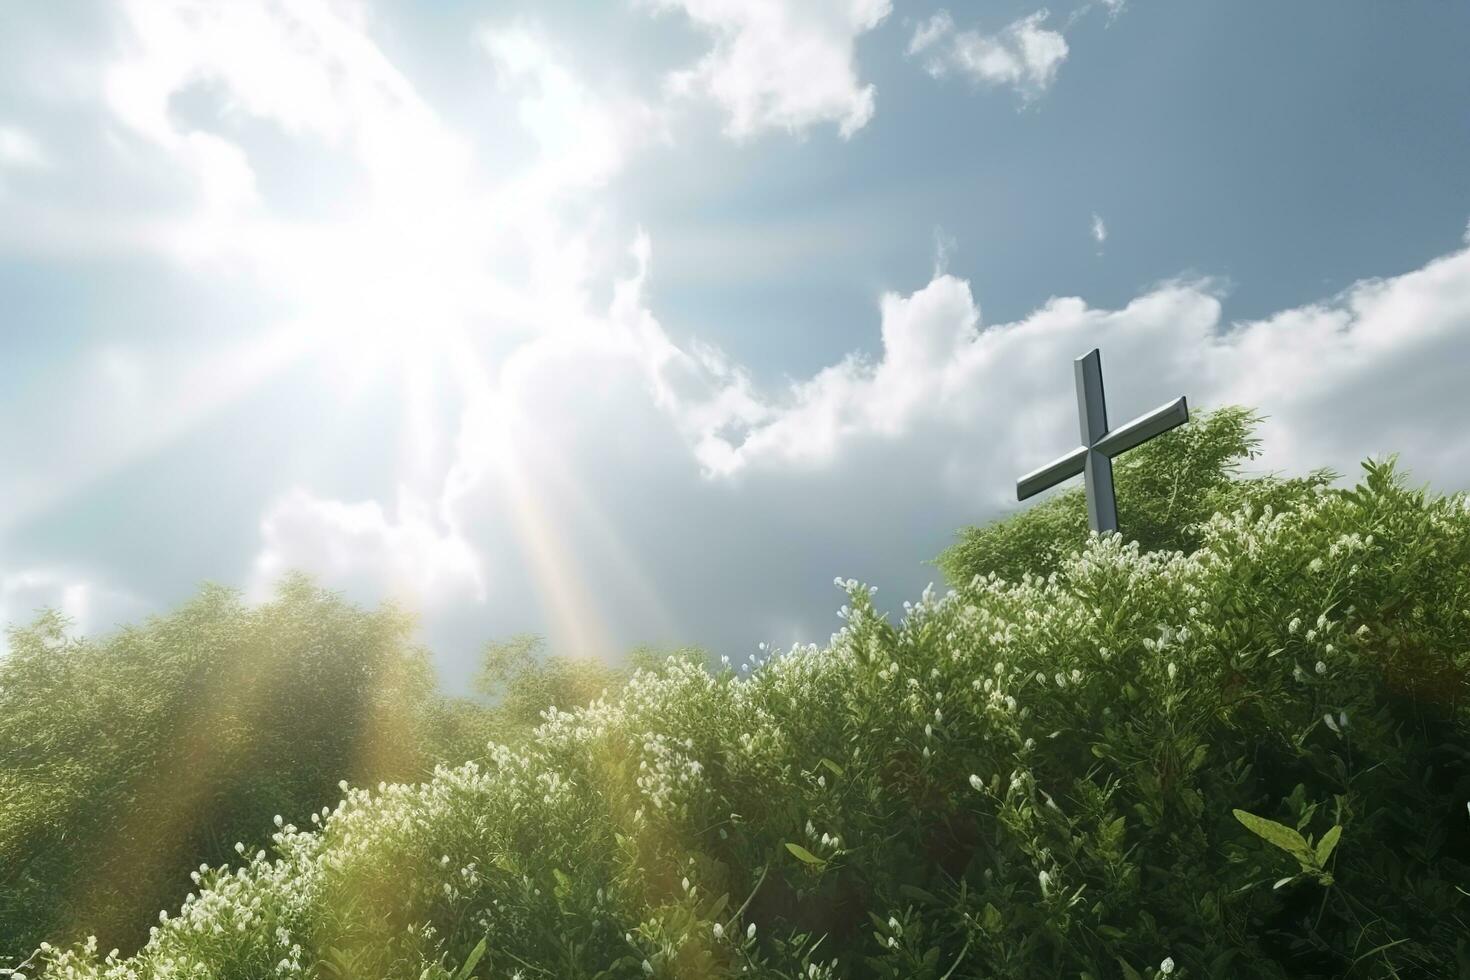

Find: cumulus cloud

[649,0,892,139]
[250,488,485,609]
[909,9,1070,100]
[684,244,1470,496]
[481,25,668,189]
[246,232,1470,665]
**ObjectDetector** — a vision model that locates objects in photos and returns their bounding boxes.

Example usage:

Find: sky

[1,0,1468,689]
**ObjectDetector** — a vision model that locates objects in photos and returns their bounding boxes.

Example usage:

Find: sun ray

[0,325,318,537]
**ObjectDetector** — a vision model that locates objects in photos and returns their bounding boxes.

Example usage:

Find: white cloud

[910,9,1070,100]
[685,243,1470,497]
[250,488,485,610]
[250,229,1470,663]
[481,25,668,189]
[1091,212,1107,246]
[907,11,954,56]
[95,0,478,263]
[649,0,892,139]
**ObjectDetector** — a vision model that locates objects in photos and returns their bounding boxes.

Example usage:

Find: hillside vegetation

[16,413,1470,979]
[0,582,677,967]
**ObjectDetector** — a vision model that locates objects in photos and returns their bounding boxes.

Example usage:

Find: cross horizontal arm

[1016,445,1088,501]
[1093,396,1189,459]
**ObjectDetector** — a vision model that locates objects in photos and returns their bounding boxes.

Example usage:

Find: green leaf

[453,937,487,980]
[1115,956,1145,980]
[1315,824,1342,866]
[818,757,845,777]
[1233,809,1312,862]
[899,884,940,905]
[784,842,825,866]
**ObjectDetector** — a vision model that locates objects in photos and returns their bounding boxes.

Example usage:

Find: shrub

[0,576,442,964]
[937,406,1336,585]
[26,456,1470,980]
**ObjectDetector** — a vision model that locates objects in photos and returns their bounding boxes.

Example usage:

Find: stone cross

[1016,348,1189,534]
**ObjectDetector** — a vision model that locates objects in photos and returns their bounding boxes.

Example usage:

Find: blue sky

[1,0,1468,688]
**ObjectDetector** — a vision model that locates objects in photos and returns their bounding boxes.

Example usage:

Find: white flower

[747,922,757,939]
[1323,713,1339,733]
[969,773,985,792]
[712,922,724,939]
[1160,956,1175,974]
[273,814,283,828]
[1167,662,1178,681]
[1289,617,1302,633]
[1315,661,1327,675]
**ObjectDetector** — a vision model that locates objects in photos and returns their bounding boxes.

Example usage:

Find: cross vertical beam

[1075,349,1117,534]
[1016,348,1189,535]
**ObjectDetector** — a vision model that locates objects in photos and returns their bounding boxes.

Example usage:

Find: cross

[1016,348,1189,534]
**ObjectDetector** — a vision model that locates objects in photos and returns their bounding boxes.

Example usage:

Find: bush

[472,635,709,737]
[937,406,1336,585]
[0,576,442,964]
[25,455,1470,979]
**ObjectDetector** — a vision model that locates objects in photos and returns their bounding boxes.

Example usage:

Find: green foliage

[20,450,1470,979]
[0,573,688,969]
[472,635,710,741]
[0,576,443,963]
[938,406,1337,585]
